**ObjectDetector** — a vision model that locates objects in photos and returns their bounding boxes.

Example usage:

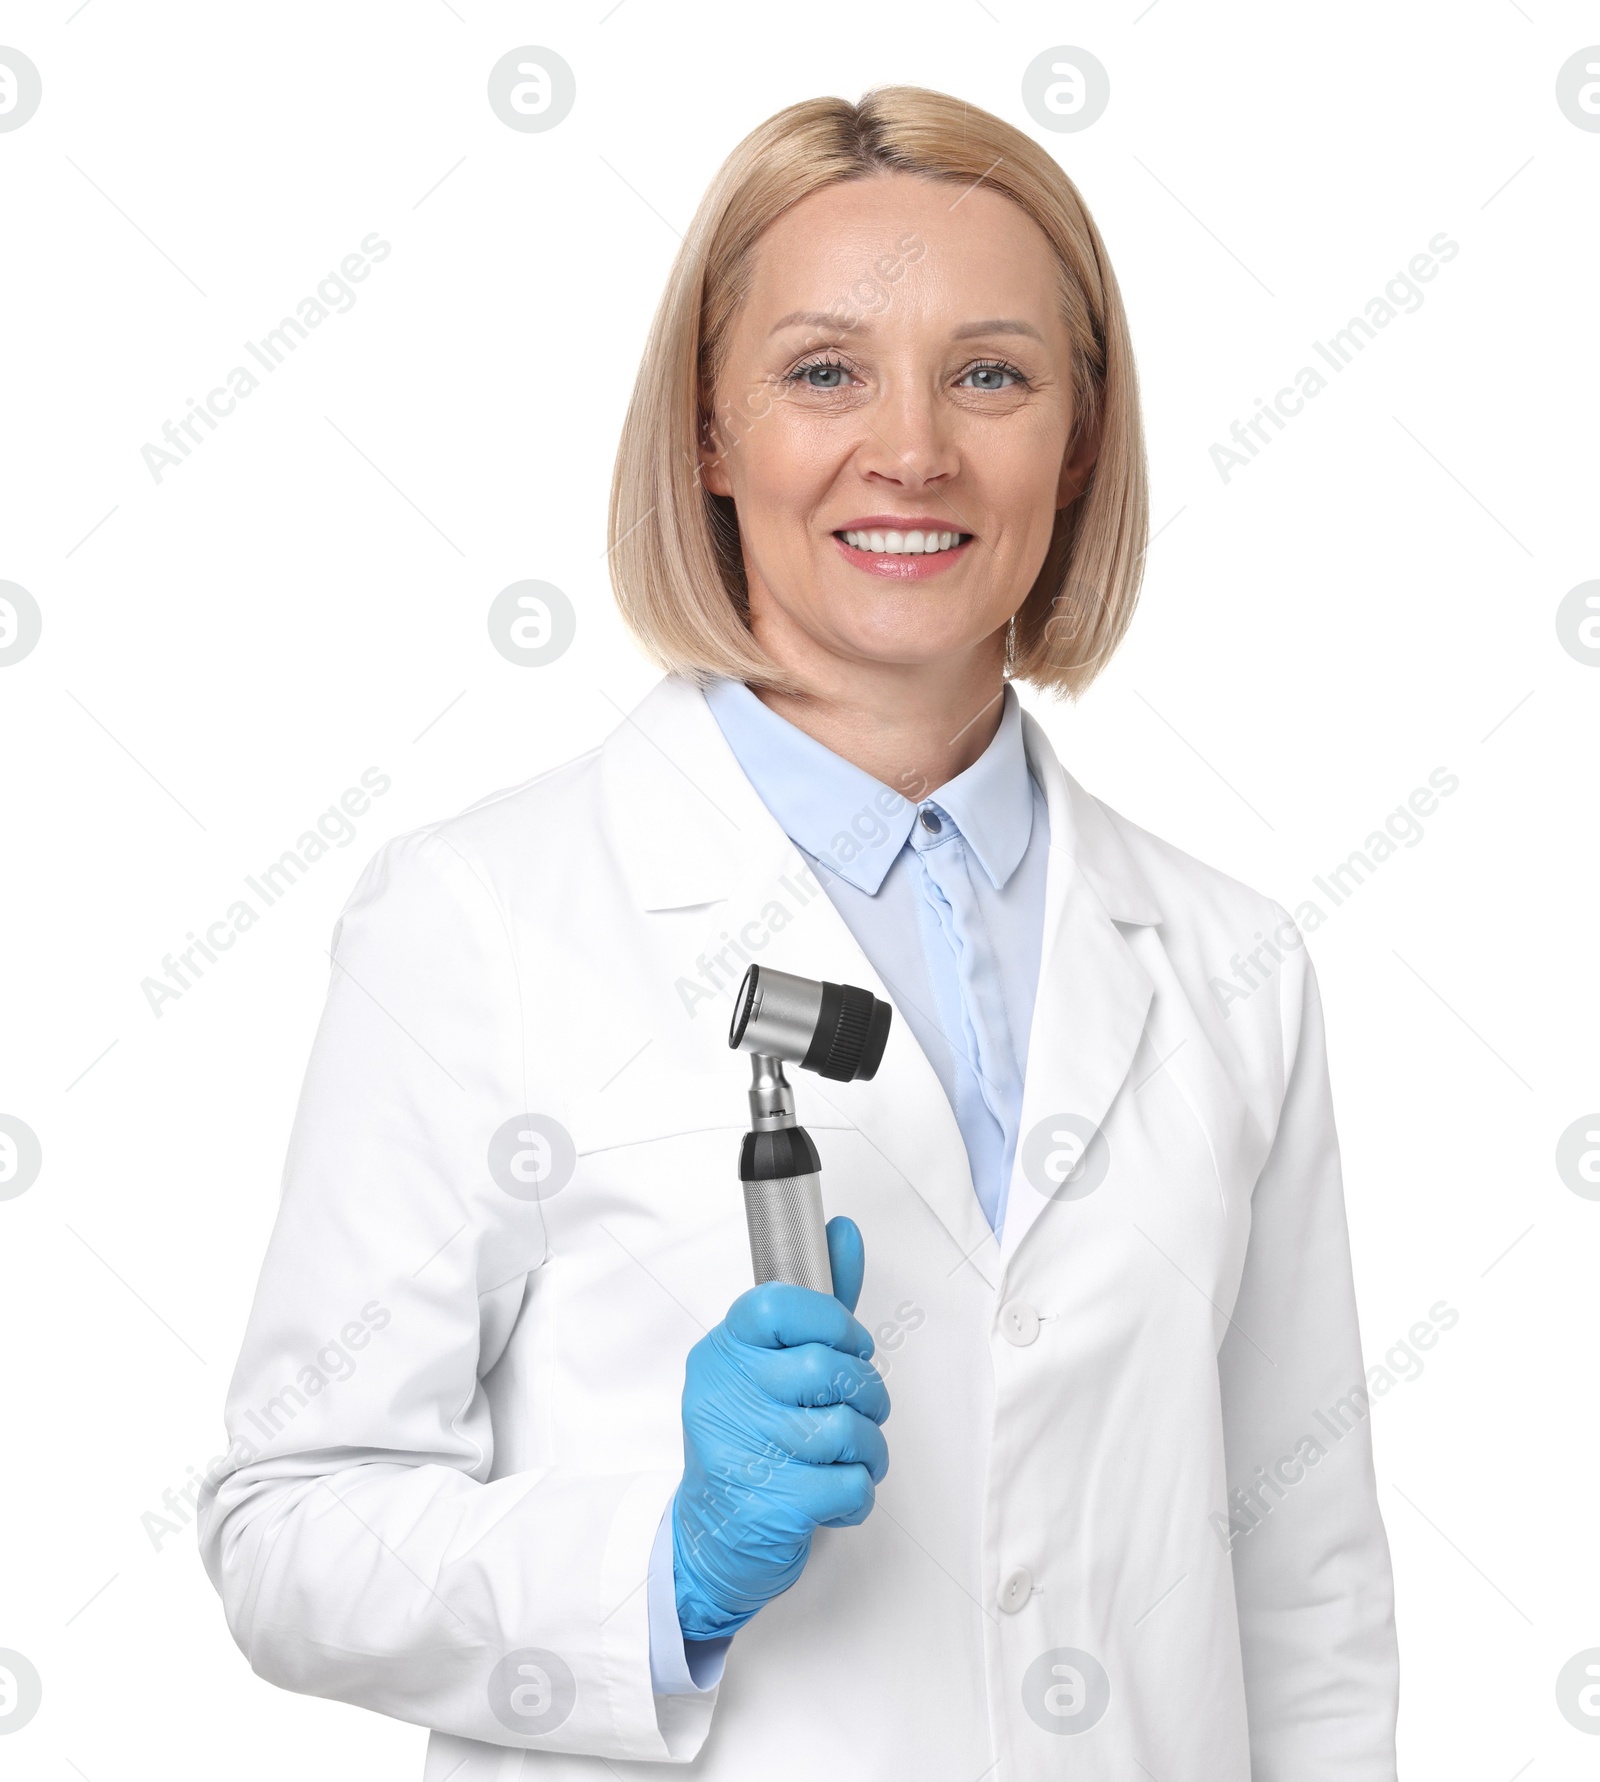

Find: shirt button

[1001,1302,1040,1346]
[919,808,942,833]
[997,1567,1033,1613]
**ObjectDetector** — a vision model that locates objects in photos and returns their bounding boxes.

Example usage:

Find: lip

[830,517,976,580]
[835,515,971,534]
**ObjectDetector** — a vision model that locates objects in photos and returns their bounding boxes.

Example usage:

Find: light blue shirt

[646,673,1050,1695]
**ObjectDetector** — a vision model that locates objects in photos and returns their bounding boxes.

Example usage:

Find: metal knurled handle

[742,1171,832,1294]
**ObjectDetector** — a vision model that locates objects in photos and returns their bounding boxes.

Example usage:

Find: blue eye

[963,361,1025,391]
[788,358,853,388]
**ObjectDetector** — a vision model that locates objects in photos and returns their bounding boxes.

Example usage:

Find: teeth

[842,529,965,555]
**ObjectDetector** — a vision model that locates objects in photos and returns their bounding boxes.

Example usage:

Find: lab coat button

[997,1566,1033,1613]
[1001,1301,1040,1345]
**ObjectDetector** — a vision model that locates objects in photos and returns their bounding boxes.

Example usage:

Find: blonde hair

[607,86,1148,699]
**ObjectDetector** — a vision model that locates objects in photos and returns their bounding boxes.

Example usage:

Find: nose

[853,381,960,495]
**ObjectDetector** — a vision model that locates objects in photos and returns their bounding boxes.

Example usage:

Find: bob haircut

[608,85,1148,700]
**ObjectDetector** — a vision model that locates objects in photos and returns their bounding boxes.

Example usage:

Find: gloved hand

[671,1216,890,1641]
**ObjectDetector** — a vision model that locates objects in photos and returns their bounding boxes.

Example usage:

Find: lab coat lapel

[998,713,1161,1276]
[599,675,1001,1288]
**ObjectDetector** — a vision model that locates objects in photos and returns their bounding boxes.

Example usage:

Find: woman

[199,88,1399,1779]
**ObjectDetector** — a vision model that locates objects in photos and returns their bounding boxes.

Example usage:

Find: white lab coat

[197,673,1399,1779]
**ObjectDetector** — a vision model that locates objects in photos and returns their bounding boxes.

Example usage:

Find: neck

[748,622,1011,800]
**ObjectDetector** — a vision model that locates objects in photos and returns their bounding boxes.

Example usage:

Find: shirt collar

[702,676,1035,895]
[922,686,1035,890]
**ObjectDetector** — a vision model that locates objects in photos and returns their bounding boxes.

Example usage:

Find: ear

[1056,409,1102,511]
[698,410,734,498]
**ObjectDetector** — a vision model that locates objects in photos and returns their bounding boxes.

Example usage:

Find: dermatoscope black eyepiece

[728,965,892,1082]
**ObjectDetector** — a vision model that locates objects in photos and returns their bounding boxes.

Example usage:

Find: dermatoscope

[727,964,893,1294]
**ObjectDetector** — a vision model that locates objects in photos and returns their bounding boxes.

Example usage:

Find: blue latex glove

[671,1216,890,1641]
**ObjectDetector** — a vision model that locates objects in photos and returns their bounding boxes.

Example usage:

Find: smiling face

[700,171,1098,689]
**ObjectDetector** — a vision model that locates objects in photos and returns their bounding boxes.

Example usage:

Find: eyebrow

[766,311,1045,343]
[951,318,1045,343]
[767,309,863,336]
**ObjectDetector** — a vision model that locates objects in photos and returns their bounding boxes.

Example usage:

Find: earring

[1004,612,1017,673]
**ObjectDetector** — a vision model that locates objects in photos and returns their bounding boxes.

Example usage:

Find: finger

[826,1216,864,1312]
[744,1342,891,1425]
[781,1402,890,1483]
[726,1279,874,1359]
[789,1460,878,1529]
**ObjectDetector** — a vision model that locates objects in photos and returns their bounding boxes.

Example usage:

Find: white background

[1,3,1596,1776]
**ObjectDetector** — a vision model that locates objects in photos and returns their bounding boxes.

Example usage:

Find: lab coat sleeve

[195,827,719,1762]
[1215,918,1400,1780]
